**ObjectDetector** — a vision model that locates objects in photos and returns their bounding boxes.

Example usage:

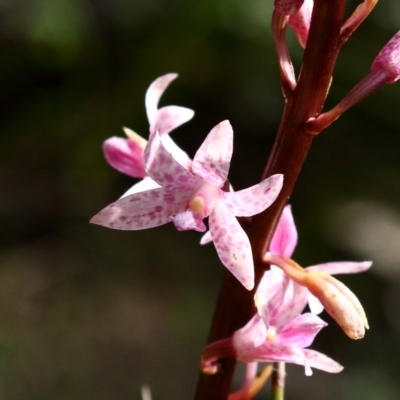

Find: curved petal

[149,105,194,136]
[200,231,213,245]
[192,120,233,187]
[270,205,298,257]
[102,136,146,178]
[303,349,344,373]
[277,313,327,348]
[90,187,190,230]
[209,201,254,290]
[221,174,283,217]
[145,73,178,124]
[306,261,372,275]
[120,177,160,198]
[144,131,202,191]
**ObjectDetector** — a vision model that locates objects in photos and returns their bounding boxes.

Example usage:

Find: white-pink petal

[306,261,372,275]
[270,204,298,259]
[303,349,344,373]
[192,120,233,187]
[221,174,283,217]
[90,187,190,230]
[144,131,202,191]
[199,231,213,245]
[209,201,254,290]
[145,73,178,124]
[149,105,194,136]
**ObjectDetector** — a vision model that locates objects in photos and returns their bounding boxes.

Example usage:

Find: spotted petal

[221,174,283,217]
[145,73,178,124]
[209,200,254,290]
[144,131,202,191]
[90,187,191,230]
[192,120,233,187]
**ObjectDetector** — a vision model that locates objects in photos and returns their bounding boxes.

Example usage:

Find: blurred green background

[1,0,400,399]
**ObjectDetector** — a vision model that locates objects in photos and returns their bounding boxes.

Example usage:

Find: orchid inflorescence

[91,0,400,398]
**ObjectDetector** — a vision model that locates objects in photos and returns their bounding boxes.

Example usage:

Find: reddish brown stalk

[194,1,346,399]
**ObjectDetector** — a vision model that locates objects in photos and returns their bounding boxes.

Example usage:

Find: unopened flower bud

[102,127,147,178]
[372,30,400,84]
[288,0,313,48]
[266,253,368,340]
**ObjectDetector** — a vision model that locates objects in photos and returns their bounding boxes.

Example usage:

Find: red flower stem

[194,1,346,399]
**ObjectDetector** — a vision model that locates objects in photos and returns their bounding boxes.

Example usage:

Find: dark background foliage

[1,0,400,399]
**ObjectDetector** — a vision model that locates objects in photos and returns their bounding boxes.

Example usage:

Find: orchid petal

[257,266,309,330]
[102,136,146,178]
[209,201,254,290]
[270,205,298,257]
[240,342,307,368]
[307,293,324,315]
[149,105,194,136]
[306,261,372,275]
[90,187,190,230]
[120,177,160,198]
[200,231,213,245]
[144,131,202,191]
[145,73,178,124]
[221,174,283,217]
[277,313,327,348]
[303,349,344,373]
[233,314,268,356]
[192,120,233,187]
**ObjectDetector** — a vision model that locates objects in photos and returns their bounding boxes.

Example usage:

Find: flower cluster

[92,74,371,397]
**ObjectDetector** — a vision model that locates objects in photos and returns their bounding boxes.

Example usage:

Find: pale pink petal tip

[372,30,400,83]
[145,73,179,124]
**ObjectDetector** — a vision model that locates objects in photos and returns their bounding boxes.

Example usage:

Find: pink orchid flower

[265,205,372,314]
[103,73,194,179]
[201,255,342,377]
[91,120,283,290]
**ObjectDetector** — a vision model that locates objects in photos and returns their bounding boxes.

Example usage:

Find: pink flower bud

[288,0,313,48]
[266,253,368,340]
[275,0,304,15]
[372,30,400,83]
